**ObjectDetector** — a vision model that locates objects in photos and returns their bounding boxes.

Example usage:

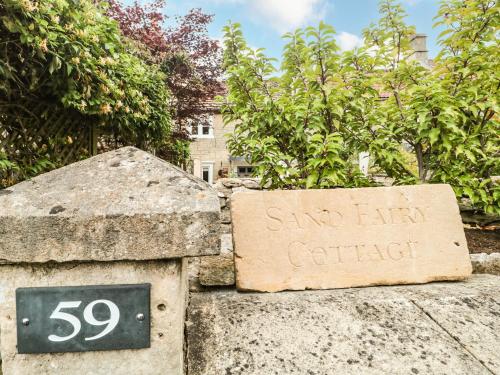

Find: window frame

[189,115,214,139]
[237,166,255,177]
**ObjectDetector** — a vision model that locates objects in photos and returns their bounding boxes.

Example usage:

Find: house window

[237,166,255,177]
[189,115,214,139]
[201,163,214,184]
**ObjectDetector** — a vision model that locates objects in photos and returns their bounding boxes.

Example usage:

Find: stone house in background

[189,107,254,184]
[409,33,432,67]
[190,34,431,184]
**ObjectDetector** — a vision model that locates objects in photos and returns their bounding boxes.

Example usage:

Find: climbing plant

[0,0,172,187]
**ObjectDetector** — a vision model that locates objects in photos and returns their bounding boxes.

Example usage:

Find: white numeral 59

[48,300,120,342]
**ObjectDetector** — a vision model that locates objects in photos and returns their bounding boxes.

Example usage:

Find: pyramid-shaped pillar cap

[0,147,220,263]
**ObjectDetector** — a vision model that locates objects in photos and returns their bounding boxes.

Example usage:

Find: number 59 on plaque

[16,284,151,354]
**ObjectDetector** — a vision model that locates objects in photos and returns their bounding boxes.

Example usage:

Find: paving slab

[187,275,499,375]
[396,279,500,373]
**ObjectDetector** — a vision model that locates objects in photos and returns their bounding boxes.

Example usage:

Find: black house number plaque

[16,283,151,354]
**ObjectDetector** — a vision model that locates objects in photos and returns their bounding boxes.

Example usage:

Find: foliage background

[221,0,499,213]
[0,0,173,187]
[106,0,223,166]
[0,0,224,187]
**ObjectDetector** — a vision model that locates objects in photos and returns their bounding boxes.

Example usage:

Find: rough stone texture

[220,209,232,224]
[188,233,234,290]
[220,223,232,234]
[241,179,261,190]
[187,275,500,375]
[188,178,259,288]
[0,147,220,263]
[199,255,235,286]
[232,186,250,194]
[0,260,187,375]
[471,252,500,275]
[232,184,472,292]
[220,234,234,255]
[188,257,203,291]
[220,178,244,188]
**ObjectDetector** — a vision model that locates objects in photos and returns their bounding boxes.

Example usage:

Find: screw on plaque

[136,313,145,321]
[22,318,30,326]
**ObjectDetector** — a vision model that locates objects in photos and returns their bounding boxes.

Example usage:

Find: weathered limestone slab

[187,275,500,375]
[232,184,472,292]
[398,277,500,373]
[0,147,220,263]
[0,260,187,375]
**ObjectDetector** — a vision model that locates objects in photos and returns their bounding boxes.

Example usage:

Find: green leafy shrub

[221,0,499,213]
[222,22,372,189]
[0,0,172,186]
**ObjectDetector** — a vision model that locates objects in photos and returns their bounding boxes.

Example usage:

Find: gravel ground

[465,228,500,254]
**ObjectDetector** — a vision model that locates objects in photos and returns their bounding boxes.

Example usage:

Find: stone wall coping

[187,275,500,375]
[0,147,221,263]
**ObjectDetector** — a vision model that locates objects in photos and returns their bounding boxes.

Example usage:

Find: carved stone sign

[232,184,472,292]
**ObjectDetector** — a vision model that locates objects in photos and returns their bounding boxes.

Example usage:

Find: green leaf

[306,172,319,188]
[464,149,477,163]
[48,55,62,74]
[2,17,17,32]
[428,128,440,145]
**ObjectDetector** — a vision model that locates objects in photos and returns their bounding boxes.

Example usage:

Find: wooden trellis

[0,98,96,188]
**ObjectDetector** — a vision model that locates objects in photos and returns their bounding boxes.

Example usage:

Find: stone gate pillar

[0,147,220,374]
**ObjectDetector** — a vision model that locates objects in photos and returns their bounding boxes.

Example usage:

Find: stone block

[188,257,203,291]
[232,186,250,194]
[471,252,500,275]
[199,254,235,286]
[220,234,234,255]
[232,185,472,292]
[214,186,232,198]
[220,223,232,234]
[220,209,232,224]
[0,147,220,263]
[186,275,500,375]
[0,260,187,375]
[241,179,261,190]
[220,179,243,188]
[219,197,227,209]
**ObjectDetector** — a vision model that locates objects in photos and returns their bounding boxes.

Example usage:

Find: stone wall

[189,114,252,181]
[470,253,500,276]
[188,178,500,291]
[0,148,222,375]
[188,178,262,290]
[186,275,500,375]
